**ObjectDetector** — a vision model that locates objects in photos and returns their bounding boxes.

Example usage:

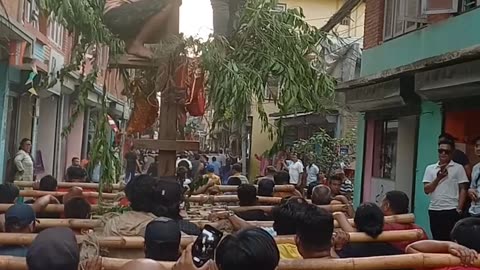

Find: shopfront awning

[415,59,480,100]
[337,78,413,112]
[0,15,34,44]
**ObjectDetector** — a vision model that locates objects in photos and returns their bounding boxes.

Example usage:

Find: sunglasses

[438,149,451,154]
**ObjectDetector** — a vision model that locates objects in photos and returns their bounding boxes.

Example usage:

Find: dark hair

[216,228,279,270]
[219,149,224,154]
[451,218,480,252]
[329,175,342,184]
[145,242,180,261]
[0,183,19,203]
[438,139,455,149]
[354,202,384,238]
[71,157,79,163]
[212,156,217,161]
[311,185,332,205]
[66,166,87,182]
[473,136,480,145]
[227,177,242,186]
[438,133,456,141]
[273,171,289,185]
[64,197,91,219]
[19,138,31,150]
[265,166,276,175]
[39,175,57,192]
[257,179,275,197]
[272,197,308,235]
[125,175,182,219]
[194,153,200,160]
[237,184,257,206]
[232,163,242,173]
[384,191,409,214]
[297,205,334,252]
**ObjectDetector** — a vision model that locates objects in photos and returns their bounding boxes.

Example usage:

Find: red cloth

[383,222,428,252]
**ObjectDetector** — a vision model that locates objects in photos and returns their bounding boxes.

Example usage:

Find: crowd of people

[0,132,479,269]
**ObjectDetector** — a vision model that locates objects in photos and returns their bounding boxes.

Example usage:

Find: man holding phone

[423,139,469,240]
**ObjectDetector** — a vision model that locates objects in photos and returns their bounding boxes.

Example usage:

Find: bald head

[120,259,170,270]
[311,185,332,205]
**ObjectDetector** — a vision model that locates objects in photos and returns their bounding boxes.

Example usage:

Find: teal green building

[339,3,480,236]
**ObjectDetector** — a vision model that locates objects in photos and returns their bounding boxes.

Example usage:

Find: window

[373,120,398,180]
[341,16,351,26]
[421,0,458,14]
[384,0,426,40]
[48,19,65,47]
[462,0,480,11]
[23,0,39,28]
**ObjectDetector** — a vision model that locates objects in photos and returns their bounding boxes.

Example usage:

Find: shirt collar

[436,160,455,168]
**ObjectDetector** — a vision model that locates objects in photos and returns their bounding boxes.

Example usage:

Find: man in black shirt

[236,184,272,221]
[124,146,139,184]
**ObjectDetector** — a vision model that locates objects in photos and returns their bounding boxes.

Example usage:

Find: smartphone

[192,225,223,267]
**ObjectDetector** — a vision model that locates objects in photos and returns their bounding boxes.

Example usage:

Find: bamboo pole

[229,204,349,213]
[189,195,282,204]
[14,181,124,191]
[33,213,414,230]
[19,190,122,200]
[0,229,424,249]
[217,185,296,193]
[0,204,100,213]
[2,253,479,270]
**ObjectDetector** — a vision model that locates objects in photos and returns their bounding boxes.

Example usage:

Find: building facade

[339,0,480,235]
[248,0,365,179]
[0,0,129,181]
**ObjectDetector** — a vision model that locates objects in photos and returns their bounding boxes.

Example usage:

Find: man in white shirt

[306,161,320,186]
[288,154,304,189]
[423,139,469,241]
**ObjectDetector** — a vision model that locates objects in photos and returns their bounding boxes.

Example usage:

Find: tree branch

[320,0,362,33]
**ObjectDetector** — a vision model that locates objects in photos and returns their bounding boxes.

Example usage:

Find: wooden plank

[134,139,199,151]
[108,54,157,68]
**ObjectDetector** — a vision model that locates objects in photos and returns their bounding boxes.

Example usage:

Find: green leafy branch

[199,0,335,137]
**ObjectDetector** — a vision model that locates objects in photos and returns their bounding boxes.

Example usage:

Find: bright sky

[180,0,213,40]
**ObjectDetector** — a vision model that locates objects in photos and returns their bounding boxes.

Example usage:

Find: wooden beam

[134,139,199,152]
[0,229,425,249]
[228,204,348,213]
[320,0,362,32]
[1,253,478,270]
[14,181,124,191]
[19,190,123,200]
[32,214,414,230]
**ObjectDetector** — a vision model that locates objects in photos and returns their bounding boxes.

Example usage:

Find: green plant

[39,0,123,195]
[292,129,356,176]
[199,0,335,138]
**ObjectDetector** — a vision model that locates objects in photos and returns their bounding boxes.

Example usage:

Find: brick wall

[363,0,384,49]
[1,0,20,22]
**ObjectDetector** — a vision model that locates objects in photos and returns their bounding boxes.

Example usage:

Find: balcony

[361,7,480,77]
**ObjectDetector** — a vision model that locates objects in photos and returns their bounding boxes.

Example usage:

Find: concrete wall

[65,108,85,171]
[414,101,442,237]
[36,96,59,177]
[249,103,278,179]
[394,116,417,204]
[362,8,480,76]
